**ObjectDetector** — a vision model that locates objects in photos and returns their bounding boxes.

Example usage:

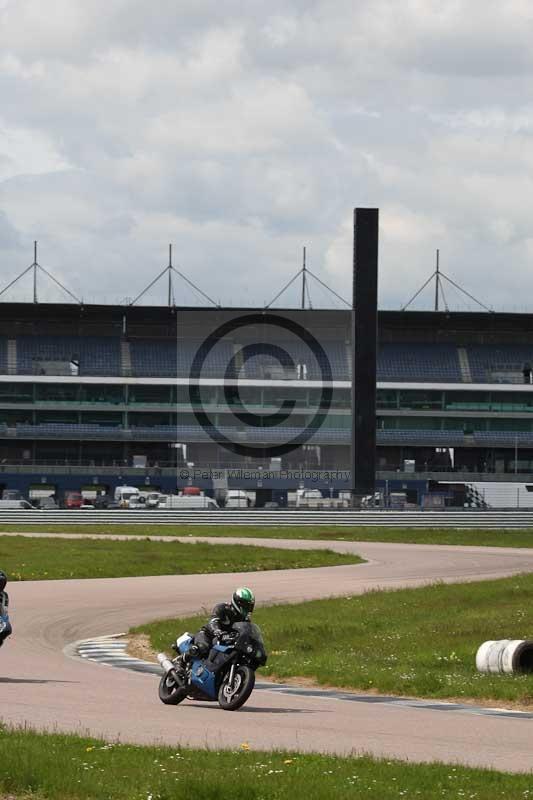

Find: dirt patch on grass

[1,795,37,799]
[439,694,533,712]
[126,633,158,662]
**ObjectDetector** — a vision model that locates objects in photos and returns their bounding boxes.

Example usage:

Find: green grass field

[0,725,529,800]
[137,572,533,706]
[2,522,533,547]
[0,536,362,581]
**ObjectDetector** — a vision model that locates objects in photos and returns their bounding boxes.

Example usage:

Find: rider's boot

[174,643,201,680]
[185,644,200,661]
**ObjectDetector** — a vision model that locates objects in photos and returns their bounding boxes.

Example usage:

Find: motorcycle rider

[181,587,255,666]
[0,570,12,648]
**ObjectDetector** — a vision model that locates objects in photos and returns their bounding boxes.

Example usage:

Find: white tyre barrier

[476,639,533,674]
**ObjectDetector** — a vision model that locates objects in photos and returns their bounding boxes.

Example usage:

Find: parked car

[225,490,251,508]
[0,499,37,510]
[64,491,84,509]
[2,489,22,501]
[128,495,147,509]
[295,489,323,508]
[33,497,59,510]
[163,495,219,510]
[93,494,118,509]
[153,494,169,508]
[144,492,167,508]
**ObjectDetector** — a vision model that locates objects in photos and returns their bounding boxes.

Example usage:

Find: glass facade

[0,381,532,471]
[2,382,533,418]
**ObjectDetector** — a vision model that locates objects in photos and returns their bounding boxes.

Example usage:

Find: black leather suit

[193,603,246,657]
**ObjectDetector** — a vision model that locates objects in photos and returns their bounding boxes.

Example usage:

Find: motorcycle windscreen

[232,621,265,648]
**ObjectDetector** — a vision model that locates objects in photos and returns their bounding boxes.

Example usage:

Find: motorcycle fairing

[189,644,232,699]
[176,633,193,654]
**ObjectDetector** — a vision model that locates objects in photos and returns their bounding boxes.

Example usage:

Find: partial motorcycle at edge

[0,569,12,651]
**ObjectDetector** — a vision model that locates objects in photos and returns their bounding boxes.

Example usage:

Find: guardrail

[0,509,532,527]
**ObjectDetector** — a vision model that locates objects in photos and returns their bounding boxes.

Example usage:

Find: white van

[225,489,251,508]
[163,495,219,510]
[114,486,140,508]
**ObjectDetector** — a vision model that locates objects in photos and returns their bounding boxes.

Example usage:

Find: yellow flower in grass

[240,742,250,751]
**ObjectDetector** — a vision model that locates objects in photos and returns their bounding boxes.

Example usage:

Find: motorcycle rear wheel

[218,665,255,711]
[158,671,187,705]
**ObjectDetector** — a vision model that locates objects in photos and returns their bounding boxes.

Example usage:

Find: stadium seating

[16,336,121,376]
[129,339,235,377]
[7,334,533,385]
[7,422,472,447]
[475,431,533,446]
[467,345,533,383]
[377,429,465,446]
[241,340,349,380]
[0,338,6,373]
[377,343,462,382]
[15,424,533,448]
[129,340,176,377]
[192,339,236,378]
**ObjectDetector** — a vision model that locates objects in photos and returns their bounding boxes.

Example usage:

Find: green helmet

[232,586,255,618]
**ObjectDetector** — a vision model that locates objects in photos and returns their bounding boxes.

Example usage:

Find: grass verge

[0,535,362,581]
[3,523,533,547]
[136,572,533,706]
[0,725,530,800]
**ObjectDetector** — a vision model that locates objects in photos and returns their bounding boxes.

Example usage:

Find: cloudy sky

[1,0,532,310]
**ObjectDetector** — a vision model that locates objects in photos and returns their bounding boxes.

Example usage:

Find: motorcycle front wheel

[218,665,255,711]
[158,671,187,705]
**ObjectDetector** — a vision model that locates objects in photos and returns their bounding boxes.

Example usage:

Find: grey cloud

[1,1,533,310]
[0,210,22,250]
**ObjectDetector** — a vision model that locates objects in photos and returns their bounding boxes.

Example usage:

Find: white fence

[0,509,532,528]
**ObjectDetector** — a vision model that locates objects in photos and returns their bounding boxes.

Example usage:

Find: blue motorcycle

[157,621,267,711]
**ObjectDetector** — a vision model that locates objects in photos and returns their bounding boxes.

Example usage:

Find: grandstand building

[0,301,533,501]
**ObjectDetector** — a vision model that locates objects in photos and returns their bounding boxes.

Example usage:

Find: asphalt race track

[3,537,533,772]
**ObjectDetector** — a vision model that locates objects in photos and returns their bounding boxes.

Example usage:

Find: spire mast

[434,249,440,312]
[33,240,38,304]
[301,246,307,309]
[168,243,173,307]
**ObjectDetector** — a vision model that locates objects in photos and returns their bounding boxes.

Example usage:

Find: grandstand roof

[1,302,533,344]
